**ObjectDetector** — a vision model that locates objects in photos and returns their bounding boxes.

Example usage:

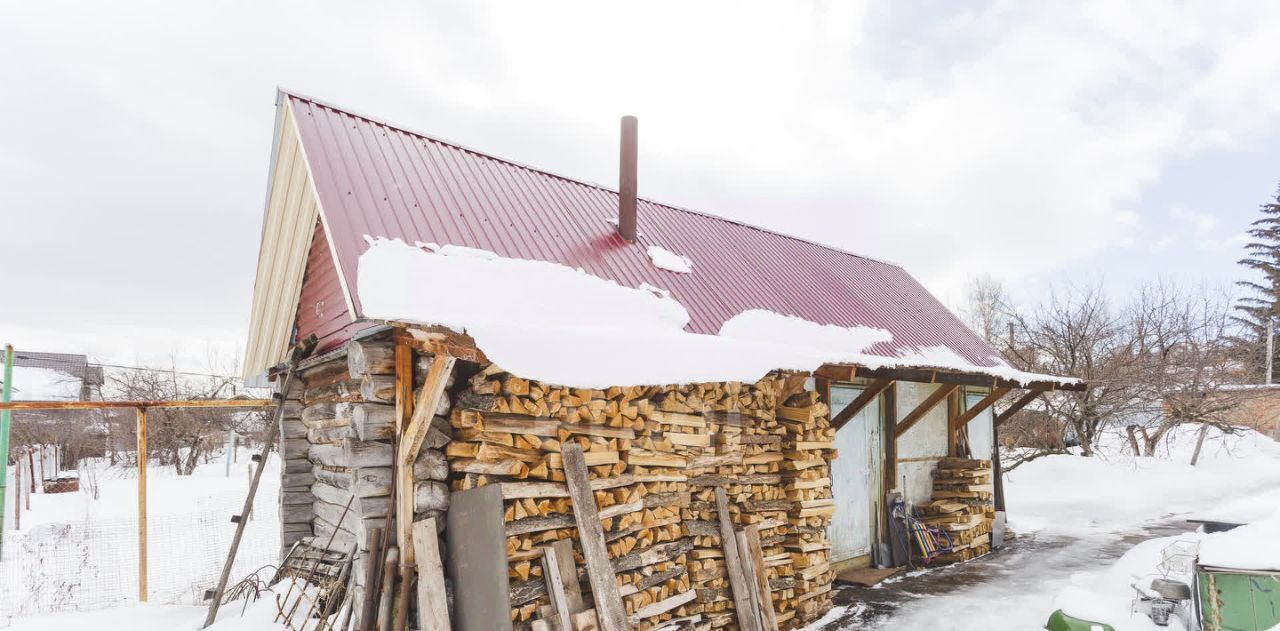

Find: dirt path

[811,520,1193,630]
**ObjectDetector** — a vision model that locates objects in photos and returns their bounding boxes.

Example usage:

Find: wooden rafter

[830,379,893,431]
[994,390,1043,428]
[949,387,1011,432]
[893,383,959,439]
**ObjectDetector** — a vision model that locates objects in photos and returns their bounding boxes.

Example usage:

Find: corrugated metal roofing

[285,91,1003,366]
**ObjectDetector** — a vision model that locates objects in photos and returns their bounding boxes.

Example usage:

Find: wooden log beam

[894,383,959,440]
[815,363,1086,392]
[403,325,487,363]
[830,379,893,431]
[994,390,1043,428]
[950,387,1011,432]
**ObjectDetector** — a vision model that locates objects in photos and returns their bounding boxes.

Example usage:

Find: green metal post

[0,345,14,557]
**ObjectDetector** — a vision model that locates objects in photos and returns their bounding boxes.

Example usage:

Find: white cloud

[3,0,1280,357]
[1150,234,1179,253]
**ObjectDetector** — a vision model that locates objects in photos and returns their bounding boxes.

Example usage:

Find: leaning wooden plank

[548,539,584,613]
[734,531,766,631]
[412,518,450,631]
[715,487,762,631]
[399,355,457,468]
[542,543,574,631]
[562,444,628,631]
[741,525,778,631]
[446,485,513,631]
[399,354,456,567]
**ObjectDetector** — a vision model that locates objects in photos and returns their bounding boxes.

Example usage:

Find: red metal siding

[287,92,1002,366]
[293,218,366,354]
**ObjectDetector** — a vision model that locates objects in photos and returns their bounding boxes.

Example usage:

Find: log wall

[277,332,453,630]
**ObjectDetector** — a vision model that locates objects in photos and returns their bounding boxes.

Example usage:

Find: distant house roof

[6,351,103,385]
[245,90,1009,377]
[1,350,101,401]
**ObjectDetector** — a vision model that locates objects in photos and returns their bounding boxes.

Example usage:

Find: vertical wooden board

[446,485,513,631]
[734,531,765,630]
[562,444,628,631]
[412,518,451,631]
[740,525,778,631]
[394,337,415,561]
[715,487,761,631]
[548,538,584,614]
[541,545,572,631]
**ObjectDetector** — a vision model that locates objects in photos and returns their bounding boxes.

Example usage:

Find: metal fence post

[0,345,14,556]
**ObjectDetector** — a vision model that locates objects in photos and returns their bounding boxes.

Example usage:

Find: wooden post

[136,407,148,602]
[412,518,450,631]
[13,457,20,530]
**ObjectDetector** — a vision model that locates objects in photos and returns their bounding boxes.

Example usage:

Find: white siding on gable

[895,382,950,506]
[243,99,324,378]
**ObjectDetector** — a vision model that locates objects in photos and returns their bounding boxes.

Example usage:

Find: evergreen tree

[1232,185,1280,381]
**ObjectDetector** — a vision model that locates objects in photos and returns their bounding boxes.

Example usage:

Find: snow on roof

[646,245,693,274]
[7,366,82,401]
[359,239,1080,388]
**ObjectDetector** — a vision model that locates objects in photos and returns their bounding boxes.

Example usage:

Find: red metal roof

[286,91,1003,366]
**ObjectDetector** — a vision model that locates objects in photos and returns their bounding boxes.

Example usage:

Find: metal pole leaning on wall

[0,344,14,557]
[136,407,148,602]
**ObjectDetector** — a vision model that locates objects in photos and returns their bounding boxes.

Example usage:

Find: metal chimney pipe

[618,115,638,242]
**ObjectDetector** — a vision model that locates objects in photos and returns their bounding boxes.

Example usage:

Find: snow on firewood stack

[919,458,995,564]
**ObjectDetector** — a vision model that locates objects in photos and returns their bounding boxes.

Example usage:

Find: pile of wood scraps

[918,458,994,564]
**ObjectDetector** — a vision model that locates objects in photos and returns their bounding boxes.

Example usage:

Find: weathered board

[446,485,513,631]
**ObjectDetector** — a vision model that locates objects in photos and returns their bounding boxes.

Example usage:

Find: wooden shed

[244,90,1081,631]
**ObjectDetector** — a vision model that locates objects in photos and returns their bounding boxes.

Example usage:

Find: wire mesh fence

[0,455,281,618]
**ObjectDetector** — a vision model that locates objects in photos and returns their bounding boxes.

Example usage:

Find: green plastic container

[1043,609,1115,631]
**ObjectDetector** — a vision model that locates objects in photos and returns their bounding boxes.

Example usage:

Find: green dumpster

[1198,566,1280,631]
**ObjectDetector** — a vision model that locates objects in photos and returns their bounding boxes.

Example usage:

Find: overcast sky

[3,1,1280,373]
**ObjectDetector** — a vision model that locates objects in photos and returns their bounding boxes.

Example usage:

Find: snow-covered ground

[0,453,280,619]
[7,424,1277,631]
[1004,426,1280,536]
[814,426,1280,631]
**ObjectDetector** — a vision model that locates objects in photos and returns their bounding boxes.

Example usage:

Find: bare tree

[961,275,1012,347]
[1002,283,1140,456]
[106,360,268,475]
[1124,282,1254,457]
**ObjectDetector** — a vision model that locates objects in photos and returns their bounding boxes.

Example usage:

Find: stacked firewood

[447,364,838,630]
[919,458,994,564]
[776,392,836,625]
